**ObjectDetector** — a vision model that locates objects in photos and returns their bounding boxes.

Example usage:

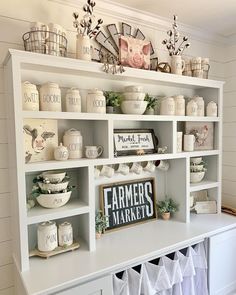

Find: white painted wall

[0,0,231,293]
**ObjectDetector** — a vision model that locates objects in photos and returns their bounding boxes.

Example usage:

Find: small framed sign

[113,129,158,157]
[100,178,157,231]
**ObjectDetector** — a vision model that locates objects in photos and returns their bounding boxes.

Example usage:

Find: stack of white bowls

[121,85,147,115]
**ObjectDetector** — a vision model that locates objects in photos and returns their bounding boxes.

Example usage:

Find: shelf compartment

[27,199,90,225]
[190,180,219,192]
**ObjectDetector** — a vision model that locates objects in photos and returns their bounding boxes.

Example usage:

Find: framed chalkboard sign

[100,178,157,231]
[113,129,158,157]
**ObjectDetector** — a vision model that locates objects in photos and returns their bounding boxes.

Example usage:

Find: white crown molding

[49,0,232,46]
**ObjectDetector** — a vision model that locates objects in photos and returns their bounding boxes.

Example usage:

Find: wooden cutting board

[221,205,236,216]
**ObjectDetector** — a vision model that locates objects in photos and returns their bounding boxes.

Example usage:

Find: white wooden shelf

[189,180,220,192]
[27,199,90,225]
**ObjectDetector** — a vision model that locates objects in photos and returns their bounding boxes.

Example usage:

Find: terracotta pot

[96,232,102,239]
[161,212,170,220]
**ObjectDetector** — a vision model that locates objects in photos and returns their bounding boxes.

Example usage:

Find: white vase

[76,34,92,61]
[184,134,195,152]
[171,55,185,75]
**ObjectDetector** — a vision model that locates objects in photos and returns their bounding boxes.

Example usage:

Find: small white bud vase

[65,88,81,112]
[86,89,106,114]
[22,81,39,111]
[54,143,69,161]
[171,55,185,75]
[37,221,58,252]
[160,97,175,115]
[175,95,185,116]
[58,222,73,247]
[76,34,92,61]
[186,99,198,116]
[207,101,217,117]
[39,82,61,111]
[194,96,205,116]
[63,128,83,159]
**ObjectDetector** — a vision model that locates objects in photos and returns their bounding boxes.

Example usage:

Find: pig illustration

[119,36,151,70]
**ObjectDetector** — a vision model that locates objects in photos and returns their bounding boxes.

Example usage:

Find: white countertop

[21,213,236,295]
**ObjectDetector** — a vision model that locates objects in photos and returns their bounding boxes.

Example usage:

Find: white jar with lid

[187,99,198,116]
[207,101,217,117]
[37,221,58,252]
[160,97,175,115]
[63,128,83,159]
[22,81,39,111]
[175,95,185,116]
[86,89,106,113]
[54,143,69,161]
[194,96,205,116]
[58,222,73,246]
[39,82,61,111]
[65,88,81,112]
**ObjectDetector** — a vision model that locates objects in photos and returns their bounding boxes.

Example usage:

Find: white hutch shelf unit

[4,49,223,273]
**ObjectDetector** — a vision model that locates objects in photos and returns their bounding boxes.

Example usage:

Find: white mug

[130,162,143,174]
[177,132,183,153]
[155,160,169,171]
[143,161,156,173]
[85,146,103,159]
[171,55,185,75]
[184,134,195,152]
[100,165,114,178]
[115,163,130,175]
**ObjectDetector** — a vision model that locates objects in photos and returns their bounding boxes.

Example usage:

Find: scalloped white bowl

[190,157,202,165]
[38,181,69,192]
[121,101,147,115]
[190,171,205,183]
[41,171,66,184]
[36,191,71,208]
[123,92,146,101]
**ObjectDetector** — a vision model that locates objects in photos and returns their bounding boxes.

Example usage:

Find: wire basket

[22,30,67,57]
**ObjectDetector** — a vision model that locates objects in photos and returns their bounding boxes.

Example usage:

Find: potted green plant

[144,93,158,115]
[103,91,122,113]
[157,197,179,220]
[95,210,108,239]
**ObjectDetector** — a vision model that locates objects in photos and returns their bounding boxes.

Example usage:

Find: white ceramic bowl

[38,181,69,192]
[190,171,205,183]
[123,92,146,101]
[190,165,204,172]
[190,157,202,165]
[36,191,71,208]
[124,85,144,93]
[121,101,148,115]
[41,171,66,184]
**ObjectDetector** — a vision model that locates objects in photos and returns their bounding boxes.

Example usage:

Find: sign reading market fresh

[100,178,157,231]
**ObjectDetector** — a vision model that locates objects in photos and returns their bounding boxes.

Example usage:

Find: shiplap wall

[0,0,228,294]
[222,44,236,207]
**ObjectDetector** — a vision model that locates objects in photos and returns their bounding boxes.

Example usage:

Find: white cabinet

[4,49,224,284]
[208,228,236,295]
[56,276,112,295]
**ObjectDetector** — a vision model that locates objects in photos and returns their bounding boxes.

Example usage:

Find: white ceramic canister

[65,88,81,112]
[184,134,195,152]
[58,222,73,247]
[160,97,175,115]
[39,82,61,111]
[37,221,58,252]
[63,128,83,159]
[207,101,217,117]
[22,81,39,111]
[175,95,185,116]
[194,96,205,116]
[54,143,69,161]
[86,89,106,113]
[186,99,198,116]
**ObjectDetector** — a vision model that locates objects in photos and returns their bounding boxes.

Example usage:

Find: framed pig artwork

[119,36,151,70]
[23,119,58,163]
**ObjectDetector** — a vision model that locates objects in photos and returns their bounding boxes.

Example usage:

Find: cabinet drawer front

[56,275,112,295]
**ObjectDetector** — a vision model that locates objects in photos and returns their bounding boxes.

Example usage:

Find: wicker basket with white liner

[30,171,73,209]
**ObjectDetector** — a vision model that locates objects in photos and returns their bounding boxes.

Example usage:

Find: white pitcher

[171,55,185,75]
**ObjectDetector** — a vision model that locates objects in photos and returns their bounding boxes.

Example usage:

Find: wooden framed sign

[100,178,157,231]
[113,129,158,157]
